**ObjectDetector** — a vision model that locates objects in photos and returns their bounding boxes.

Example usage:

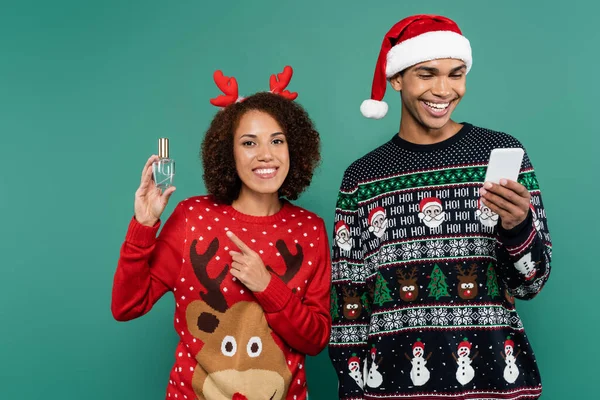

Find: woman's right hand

[134,155,176,227]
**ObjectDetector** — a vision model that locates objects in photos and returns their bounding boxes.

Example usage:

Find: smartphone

[484,148,524,184]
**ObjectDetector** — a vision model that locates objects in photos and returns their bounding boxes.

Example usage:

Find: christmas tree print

[427,264,450,300]
[374,272,393,306]
[486,263,500,298]
[331,286,339,319]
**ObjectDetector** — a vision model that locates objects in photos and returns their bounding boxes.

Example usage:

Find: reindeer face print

[185,237,302,400]
[396,266,419,302]
[456,264,478,300]
[342,287,363,320]
[186,301,290,400]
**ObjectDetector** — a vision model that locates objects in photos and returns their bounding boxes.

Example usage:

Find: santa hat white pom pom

[360,99,388,119]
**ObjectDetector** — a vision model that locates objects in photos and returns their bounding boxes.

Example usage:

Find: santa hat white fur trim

[360,99,389,119]
[386,30,472,77]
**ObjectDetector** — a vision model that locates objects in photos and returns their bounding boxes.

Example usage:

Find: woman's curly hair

[201,92,321,204]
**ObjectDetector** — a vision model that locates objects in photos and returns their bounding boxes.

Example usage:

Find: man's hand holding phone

[480,148,531,230]
[480,179,531,230]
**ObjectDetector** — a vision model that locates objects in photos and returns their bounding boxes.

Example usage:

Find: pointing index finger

[226,231,252,254]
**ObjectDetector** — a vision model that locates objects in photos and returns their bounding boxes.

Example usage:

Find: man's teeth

[424,101,450,109]
[255,168,276,175]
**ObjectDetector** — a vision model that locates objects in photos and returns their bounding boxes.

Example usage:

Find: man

[328,15,552,399]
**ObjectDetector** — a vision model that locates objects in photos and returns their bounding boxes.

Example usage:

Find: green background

[1,0,596,398]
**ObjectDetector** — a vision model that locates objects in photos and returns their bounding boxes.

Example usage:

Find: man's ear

[389,74,402,92]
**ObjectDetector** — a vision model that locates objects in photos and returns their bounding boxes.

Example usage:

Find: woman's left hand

[226,231,272,292]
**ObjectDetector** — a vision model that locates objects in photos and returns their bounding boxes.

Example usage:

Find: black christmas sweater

[328,123,552,400]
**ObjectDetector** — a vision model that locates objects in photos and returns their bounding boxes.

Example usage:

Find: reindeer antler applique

[209,70,241,107]
[269,66,298,100]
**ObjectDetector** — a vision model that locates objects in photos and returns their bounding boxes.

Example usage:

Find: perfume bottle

[152,138,175,190]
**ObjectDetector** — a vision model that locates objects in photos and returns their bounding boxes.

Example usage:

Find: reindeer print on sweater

[112,196,332,400]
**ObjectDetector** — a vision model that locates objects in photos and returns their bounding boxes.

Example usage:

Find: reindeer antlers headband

[209,65,298,107]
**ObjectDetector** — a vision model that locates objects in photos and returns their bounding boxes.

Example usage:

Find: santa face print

[233,110,290,201]
[531,210,541,231]
[476,203,499,227]
[419,203,446,229]
[336,226,353,252]
[514,252,537,281]
[370,214,388,238]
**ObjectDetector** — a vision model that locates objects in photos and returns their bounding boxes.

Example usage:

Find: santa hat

[419,197,442,212]
[458,337,472,349]
[413,338,425,350]
[360,15,472,119]
[504,336,515,349]
[368,207,386,225]
[335,220,349,234]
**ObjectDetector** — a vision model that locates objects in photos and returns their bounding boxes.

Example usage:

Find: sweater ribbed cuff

[498,210,533,245]
[254,274,293,313]
[125,216,160,248]
[497,210,537,259]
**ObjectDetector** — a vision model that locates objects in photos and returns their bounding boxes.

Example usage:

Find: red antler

[269,65,298,100]
[210,70,239,107]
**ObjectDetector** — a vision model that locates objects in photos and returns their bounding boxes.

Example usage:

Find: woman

[111,67,331,400]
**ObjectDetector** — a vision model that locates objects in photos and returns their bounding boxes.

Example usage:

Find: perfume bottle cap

[158,138,169,158]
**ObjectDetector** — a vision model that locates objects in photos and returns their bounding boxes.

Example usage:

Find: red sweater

[112,195,332,400]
